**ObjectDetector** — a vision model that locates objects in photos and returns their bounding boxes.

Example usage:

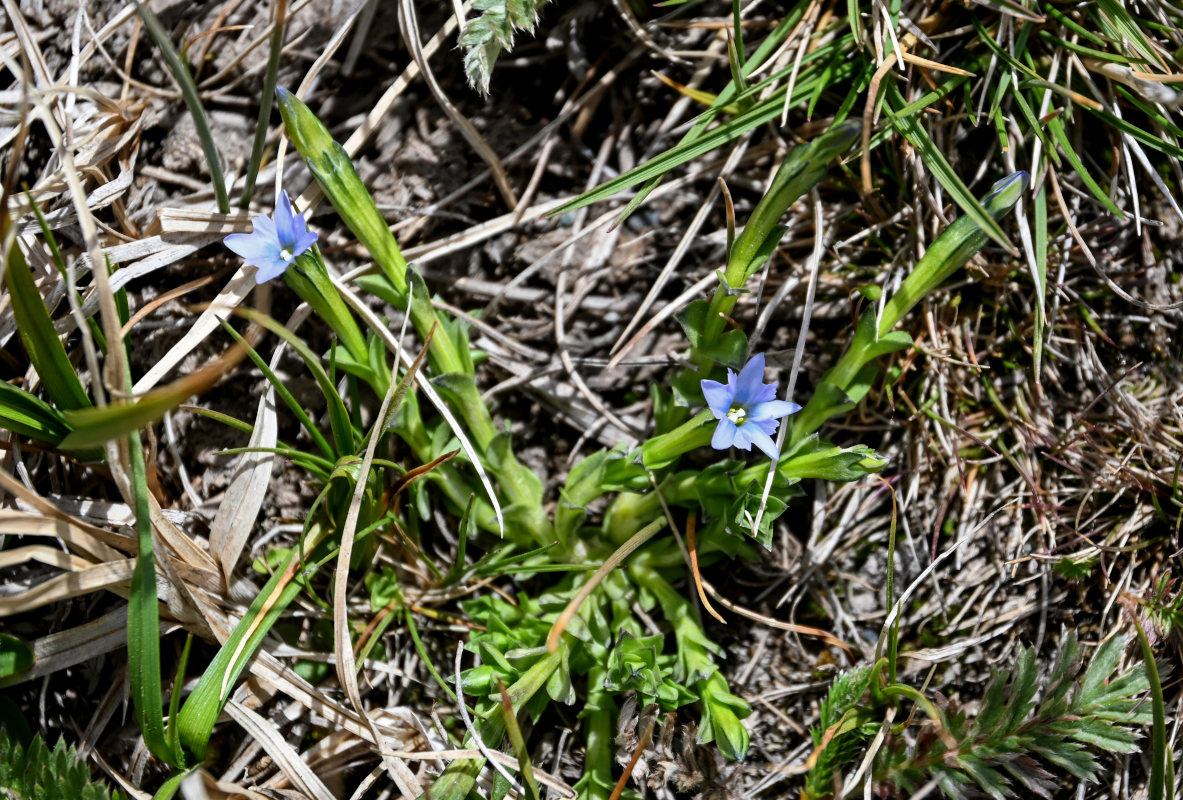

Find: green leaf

[728,480,793,547]
[697,671,751,762]
[1076,634,1124,707]
[0,634,33,679]
[0,730,124,800]
[460,0,553,95]
[0,380,71,444]
[1,216,90,411]
[676,300,748,370]
[779,439,886,482]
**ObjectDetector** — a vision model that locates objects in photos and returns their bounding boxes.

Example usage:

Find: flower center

[280,248,293,261]
[726,406,746,425]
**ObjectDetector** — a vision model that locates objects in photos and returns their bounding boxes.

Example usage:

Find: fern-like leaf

[0,729,124,800]
[874,633,1153,800]
[803,664,877,800]
[460,0,551,94]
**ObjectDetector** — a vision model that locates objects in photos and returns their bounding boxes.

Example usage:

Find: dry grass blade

[703,582,854,659]
[330,309,431,798]
[686,515,725,625]
[0,558,134,616]
[0,485,127,560]
[547,518,666,653]
[206,330,286,586]
[133,266,258,393]
[225,700,337,800]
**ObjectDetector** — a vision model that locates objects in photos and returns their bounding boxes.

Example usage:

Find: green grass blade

[884,75,970,122]
[134,2,229,213]
[219,446,334,481]
[885,82,1012,250]
[152,767,198,800]
[556,3,816,219]
[498,679,542,800]
[23,192,108,349]
[1043,3,1110,48]
[166,634,192,760]
[1033,181,1048,383]
[1083,106,1183,160]
[60,372,222,450]
[1045,114,1124,218]
[21,199,64,277]
[127,426,180,766]
[1131,616,1170,800]
[176,539,335,759]
[1093,0,1165,69]
[0,381,71,444]
[234,308,355,457]
[180,405,254,435]
[1,213,90,411]
[219,320,335,460]
[239,2,287,208]
[551,63,858,217]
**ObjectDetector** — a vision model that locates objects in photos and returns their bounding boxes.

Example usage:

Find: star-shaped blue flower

[224,190,318,284]
[701,353,801,459]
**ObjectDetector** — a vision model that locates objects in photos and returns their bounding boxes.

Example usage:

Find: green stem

[789,171,1029,446]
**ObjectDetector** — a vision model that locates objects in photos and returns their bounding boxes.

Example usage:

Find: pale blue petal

[751,400,801,421]
[751,381,778,405]
[252,215,278,242]
[701,379,734,418]
[735,353,766,404]
[749,417,779,441]
[747,426,780,459]
[711,419,738,450]
[254,258,290,284]
[224,232,278,262]
[730,424,753,450]
[293,228,318,256]
[274,191,297,249]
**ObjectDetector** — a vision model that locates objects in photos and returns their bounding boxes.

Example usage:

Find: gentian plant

[2,5,1166,798]
[19,78,1046,798]
[156,93,1035,799]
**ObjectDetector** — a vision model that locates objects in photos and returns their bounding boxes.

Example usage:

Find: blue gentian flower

[224,190,318,284]
[701,353,801,459]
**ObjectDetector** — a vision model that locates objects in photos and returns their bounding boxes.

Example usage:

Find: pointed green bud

[879,170,1029,332]
[276,87,408,296]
